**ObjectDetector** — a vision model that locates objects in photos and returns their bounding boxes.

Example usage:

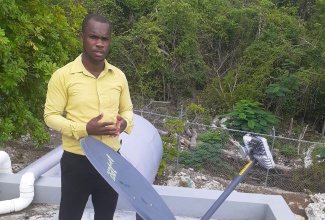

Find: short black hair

[82,14,111,33]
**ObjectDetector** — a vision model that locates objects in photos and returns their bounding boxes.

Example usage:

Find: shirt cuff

[73,123,88,140]
[123,118,133,134]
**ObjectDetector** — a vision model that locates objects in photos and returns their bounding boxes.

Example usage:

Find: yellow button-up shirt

[44,55,134,155]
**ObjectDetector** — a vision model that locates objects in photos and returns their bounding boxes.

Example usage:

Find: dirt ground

[238,184,310,219]
[2,129,62,174]
[1,129,310,219]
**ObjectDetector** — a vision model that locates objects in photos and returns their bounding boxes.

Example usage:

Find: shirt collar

[70,54,114,77]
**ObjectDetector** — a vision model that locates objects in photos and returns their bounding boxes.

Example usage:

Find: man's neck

[81,54,105,78]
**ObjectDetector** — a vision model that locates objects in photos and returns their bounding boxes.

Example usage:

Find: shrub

[157,118,186,176]
[312,145,325,160]
[179,131,225,174]
[276,144,298,158]
[289,162,325,193]
[220,100,279,134]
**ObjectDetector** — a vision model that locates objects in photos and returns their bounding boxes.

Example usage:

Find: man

[44,14,134,220]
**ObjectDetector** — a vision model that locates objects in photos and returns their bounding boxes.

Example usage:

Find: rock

[294,214,305,220]
[305,193,325,220]
[201,180,224,191]
[304,145,315,168]
[310,193,325,203]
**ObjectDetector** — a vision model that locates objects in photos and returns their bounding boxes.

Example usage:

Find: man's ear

[80,32,83,41]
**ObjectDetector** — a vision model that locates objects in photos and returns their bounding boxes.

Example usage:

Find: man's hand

[86,113,127,137]
[116,114,127,135]
[86,113,119,136]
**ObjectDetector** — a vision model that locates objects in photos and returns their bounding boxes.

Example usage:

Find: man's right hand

[86,113,119,136]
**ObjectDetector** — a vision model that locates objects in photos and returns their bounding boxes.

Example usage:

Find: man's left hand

[116,114,127,135]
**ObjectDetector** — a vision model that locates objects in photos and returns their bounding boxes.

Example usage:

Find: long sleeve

[119,75,134,134]
[44,70,88,140]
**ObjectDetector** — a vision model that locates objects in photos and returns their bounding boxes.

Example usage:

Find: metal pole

[201,159,257,220]
[176,105,183,170]
[176,135,180,169]
[265,127,276,187]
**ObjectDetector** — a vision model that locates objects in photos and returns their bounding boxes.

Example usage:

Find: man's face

[81,19,111,62]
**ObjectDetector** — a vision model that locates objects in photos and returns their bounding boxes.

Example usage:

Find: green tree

[201,1,306,115]
[200,1,261,114]
[265,73,299,116]
[0,0,86,147]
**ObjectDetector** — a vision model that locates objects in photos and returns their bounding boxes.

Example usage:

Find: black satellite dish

[80,137,176,220]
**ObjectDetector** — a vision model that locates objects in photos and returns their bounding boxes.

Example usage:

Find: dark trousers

[136,213,144,220]
[59,151,118,220]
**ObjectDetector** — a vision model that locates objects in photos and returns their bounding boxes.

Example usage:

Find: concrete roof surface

[0,206,205,220]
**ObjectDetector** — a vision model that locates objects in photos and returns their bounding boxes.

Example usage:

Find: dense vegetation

[1,0,325,147]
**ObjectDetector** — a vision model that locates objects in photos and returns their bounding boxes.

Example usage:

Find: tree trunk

[321,120,325,137]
